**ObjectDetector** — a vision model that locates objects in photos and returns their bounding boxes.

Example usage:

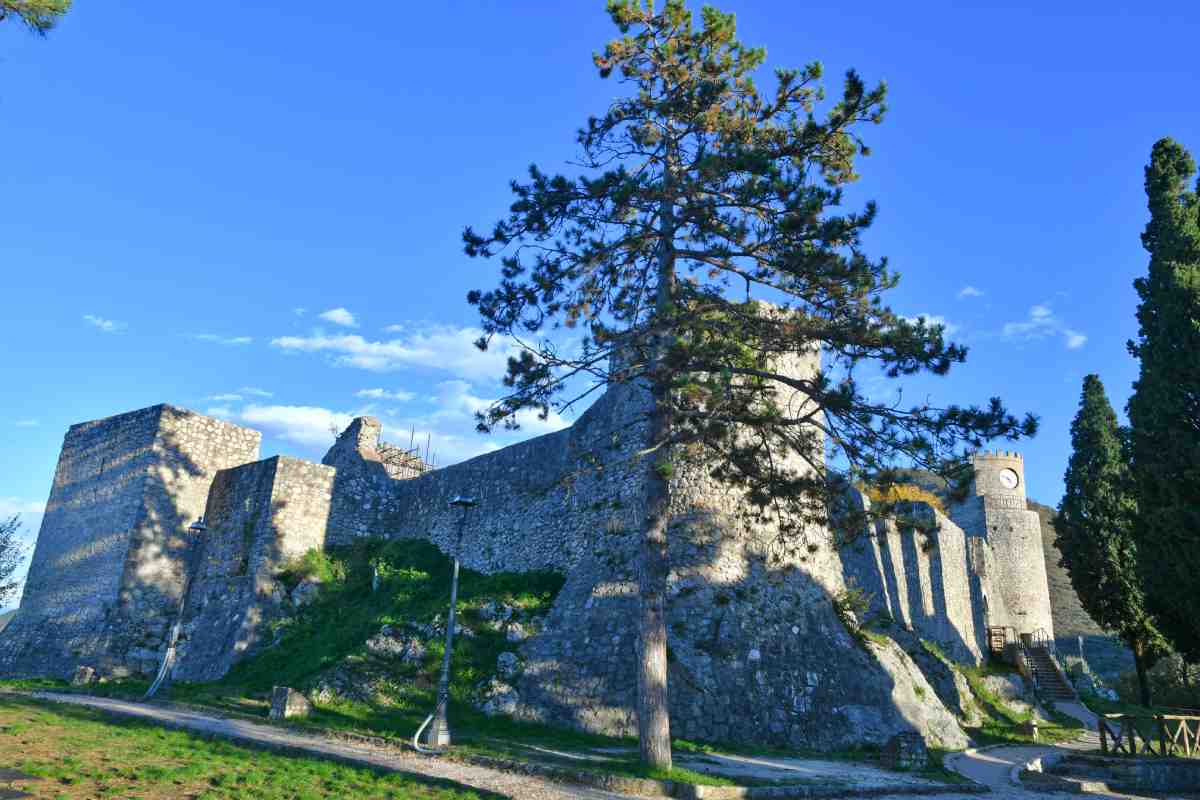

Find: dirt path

[30,691,635,800]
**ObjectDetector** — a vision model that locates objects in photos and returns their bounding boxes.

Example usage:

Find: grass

[0,694,499,799]
[0,539,731,788]
[958,660,1083,746]
[0,539,978,789]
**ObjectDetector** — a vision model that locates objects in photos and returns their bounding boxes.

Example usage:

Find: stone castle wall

[314,350,967,749]
[172,456,334,682]
[0,405,259,678]
[1,370,1058,749]
[839,501,985,664]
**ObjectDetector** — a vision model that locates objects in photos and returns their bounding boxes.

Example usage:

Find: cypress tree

[465,1,1035,766]
[1127,138,1200,662]
[1056,375,1165,707]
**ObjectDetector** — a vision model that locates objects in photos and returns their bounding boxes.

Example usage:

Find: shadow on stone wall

[509,507,968,751]
[174,456,333,684]
[0,414,217,679]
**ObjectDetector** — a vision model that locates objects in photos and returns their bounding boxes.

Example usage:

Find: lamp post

[146,515,206,698]
[424,495,477,748]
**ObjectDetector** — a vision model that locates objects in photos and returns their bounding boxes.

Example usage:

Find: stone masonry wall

[173,456,334,682]
[840,498,985,664]
[316,352,966,749]
[0,405,259,678]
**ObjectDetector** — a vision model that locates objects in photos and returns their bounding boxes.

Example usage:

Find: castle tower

[967,451,1055,640]
[0,405,261,678]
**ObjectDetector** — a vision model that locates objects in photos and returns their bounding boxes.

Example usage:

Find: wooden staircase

[1028,645,1076,700]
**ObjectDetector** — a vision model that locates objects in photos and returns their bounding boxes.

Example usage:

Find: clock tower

[955,451,1056,643]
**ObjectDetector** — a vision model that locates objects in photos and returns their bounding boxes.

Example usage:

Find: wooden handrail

[1099,713,1200,758]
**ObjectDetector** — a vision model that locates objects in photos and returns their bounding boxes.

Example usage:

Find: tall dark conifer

[1127,138,1200,662]
[464,1,1034,766]
[1056,375,1165,707]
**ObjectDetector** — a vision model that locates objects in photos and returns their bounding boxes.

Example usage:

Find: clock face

[998,468,1020,490]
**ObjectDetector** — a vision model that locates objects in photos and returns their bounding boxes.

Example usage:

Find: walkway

[943,700,1174,800]
[29,691,635,800]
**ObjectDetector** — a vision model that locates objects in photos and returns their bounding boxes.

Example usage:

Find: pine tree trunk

[636,149,676,771]
[638,419,672,769]
[1134,640,1153,709]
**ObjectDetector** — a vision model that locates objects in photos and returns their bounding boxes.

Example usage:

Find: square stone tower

[0,404,260,678]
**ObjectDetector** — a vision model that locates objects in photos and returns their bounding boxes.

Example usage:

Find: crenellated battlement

[971,449,1024,461]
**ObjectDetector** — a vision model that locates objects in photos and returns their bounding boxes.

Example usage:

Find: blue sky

[2,2,1198,606]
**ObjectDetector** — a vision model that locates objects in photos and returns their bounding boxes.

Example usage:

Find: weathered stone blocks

[269,686,311,720]
[881,732,928,771]
[0,404,259,679]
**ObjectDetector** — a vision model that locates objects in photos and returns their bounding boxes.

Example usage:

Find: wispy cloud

[1001,304,1087,350]
[240,404,353,449]
[271,324,517,382]
[239,387,274,397]
[83,314,126,333]
[0,498,44,516]
[293,308,308,317]
[14,419,39,427]
[957,286,984,299]
[206,393,244,402]
[317,308,358,328]
[213,378,570,466]
[1063,330,1088,350]
[191,334,253,346]
[355,388,416,401]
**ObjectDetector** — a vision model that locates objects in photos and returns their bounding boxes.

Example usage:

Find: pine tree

[464,1,1035,767]
[1127,138,1200,662]
[0,1,71,35]
[1055,375,1166,707]
[0,516,26,608]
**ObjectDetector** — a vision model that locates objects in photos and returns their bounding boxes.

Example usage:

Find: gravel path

[31,691,635,800]
[28,691,1179,800]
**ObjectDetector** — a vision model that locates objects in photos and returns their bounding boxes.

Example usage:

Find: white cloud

[83,314,126,333]
[206,393,244,402]
[240,404,353,449]
[383,324,404,333]
[220,378,569,466]
[239,387,274,397]
[957,286,984,299]
[900,314,960,337]
[293,308,308,316]
[356,388,416,401]
[428,380,570,437]
[192,334,253,346]
[1001,303,1087,350]
[0,498,44,516]
[14,419,39,427]
[271,324,518,382]
[318,307,359,328]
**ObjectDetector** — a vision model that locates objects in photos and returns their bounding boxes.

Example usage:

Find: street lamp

[422,495,477,749]
[145,515,207,698]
